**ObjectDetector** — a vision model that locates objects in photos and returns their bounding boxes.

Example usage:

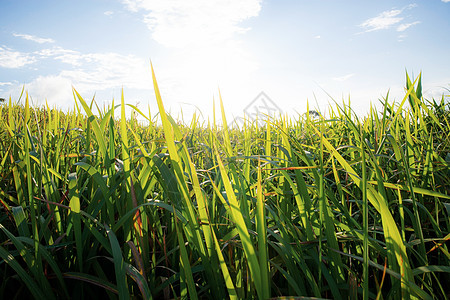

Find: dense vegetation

[0,70,449,299]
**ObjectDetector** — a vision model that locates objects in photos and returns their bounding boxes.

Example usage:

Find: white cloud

[2,43,152,108]
[397,21,420,32]
[359,4,418,33]
[13,33,55,44]
[333,73,355,82]
[34,46,152,90]
[360,9,404,32]
[314,35,321,39]
[397,34,407,42]
[0,81,13,86]
[0,46,36,68]
[57,52,152,90]
[26,75,74,108]
[442,0,450,3]
[104,11,114,16]
[37,47,85,66]
[122,0,262,48]
[24,49,152,108]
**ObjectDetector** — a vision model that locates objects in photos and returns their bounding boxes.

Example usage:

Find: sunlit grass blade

[211,227,238,299]
[312,125,415,299]
[73,88,108,160]
[11,206,30,237]
[218,90,233,156]
[256,160,270,298]
[214,146,263,299]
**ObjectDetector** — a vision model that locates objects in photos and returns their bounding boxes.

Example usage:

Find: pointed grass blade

[312,126,415,298]
[105,224,130,300]
[214,147,263,298]
[256,161,270,299]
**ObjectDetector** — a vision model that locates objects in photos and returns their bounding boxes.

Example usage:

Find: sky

[1,0,449,124]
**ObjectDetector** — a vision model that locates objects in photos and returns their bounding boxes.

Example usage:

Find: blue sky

[1,0,449,122]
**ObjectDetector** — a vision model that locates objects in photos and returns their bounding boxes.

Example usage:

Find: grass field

[0,69,449,299]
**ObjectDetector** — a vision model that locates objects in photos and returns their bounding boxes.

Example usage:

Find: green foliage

[0,72,449,299]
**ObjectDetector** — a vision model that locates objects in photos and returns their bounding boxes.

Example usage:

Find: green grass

[0,70,449,299]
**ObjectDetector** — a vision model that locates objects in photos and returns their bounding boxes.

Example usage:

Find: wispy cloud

[359,4,418,33]
[37,47,86,66]
[55,52,152,90]
[0,46,36,68]
[19,53,151,108]
[2,43,152,107]
[9,45,152,90]
[0,81,13,93]
[333,73,355,82]
[397,34,407,42]
[121,0,262,48]
[442,0,450,3]
[32,48,151,93]
[0,81,13,92]
[104,11,114,16]
[360,9,404,32]
[397,21,420,32]
[13,33,55,44]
